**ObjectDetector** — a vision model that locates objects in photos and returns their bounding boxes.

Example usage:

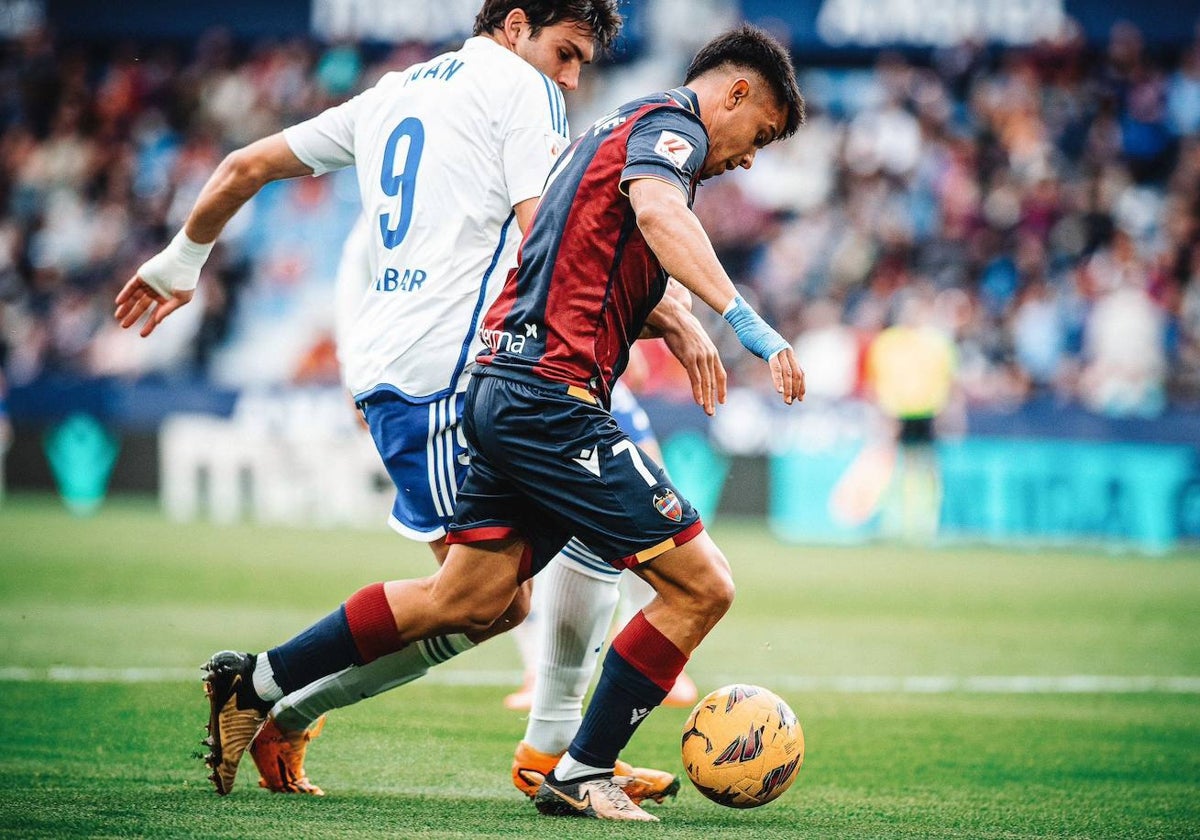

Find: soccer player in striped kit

[131,23,804,821]
[116,1,720,803]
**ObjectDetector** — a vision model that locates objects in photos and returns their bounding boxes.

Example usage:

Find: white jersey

[285,37,569,400]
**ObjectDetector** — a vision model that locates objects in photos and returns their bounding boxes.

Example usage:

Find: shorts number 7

[613,439,656,487]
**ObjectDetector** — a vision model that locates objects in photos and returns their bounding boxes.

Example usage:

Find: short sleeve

[620,108,708,198]
[501,72,571,207]
[283,89,371,177]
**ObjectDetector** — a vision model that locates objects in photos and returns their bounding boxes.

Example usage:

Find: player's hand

[769,346,805,406]
[661,311,727,416]
[114,238,206,337]
[114,275,194,337]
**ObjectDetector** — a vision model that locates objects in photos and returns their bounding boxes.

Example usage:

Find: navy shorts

[446,372,703,580]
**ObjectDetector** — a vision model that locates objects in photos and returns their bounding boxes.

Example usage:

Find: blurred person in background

[864,286,957,543]
[1076,229,1169,417]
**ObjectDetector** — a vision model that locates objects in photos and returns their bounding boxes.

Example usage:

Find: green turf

[1,494,1198,838]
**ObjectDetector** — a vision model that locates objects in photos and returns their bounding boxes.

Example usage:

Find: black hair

[685,24,806,139]
[473,1,623,50]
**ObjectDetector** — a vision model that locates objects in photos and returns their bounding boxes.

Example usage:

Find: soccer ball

[680,684,804,808]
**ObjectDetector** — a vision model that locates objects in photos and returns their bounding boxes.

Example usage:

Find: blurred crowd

[0,18,1198,417]
[685,20,1200,418]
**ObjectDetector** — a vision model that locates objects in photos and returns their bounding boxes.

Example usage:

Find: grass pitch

[1,494,1198,838]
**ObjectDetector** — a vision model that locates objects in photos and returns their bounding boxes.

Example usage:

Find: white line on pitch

[1,667,1199,694]
[741,675,1200,694]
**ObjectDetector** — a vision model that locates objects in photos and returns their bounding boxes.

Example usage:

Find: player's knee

[505,580,532,627]
[688,548,736,620]
[705,562,736,618]
[446,600,508,634]
[433,586,512,635]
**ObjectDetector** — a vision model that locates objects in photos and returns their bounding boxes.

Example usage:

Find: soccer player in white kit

[116,1,722,801]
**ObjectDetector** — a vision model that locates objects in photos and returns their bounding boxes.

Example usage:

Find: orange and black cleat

[249,715,327,795]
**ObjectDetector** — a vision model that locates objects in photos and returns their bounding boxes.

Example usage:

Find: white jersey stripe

[446,211,518,391]
[541,75,559,135]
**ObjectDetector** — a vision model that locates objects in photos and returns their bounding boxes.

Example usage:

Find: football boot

[512,740,680,804]
[250,715,327,795]
[201,650,269,795]
[534,771,658,821]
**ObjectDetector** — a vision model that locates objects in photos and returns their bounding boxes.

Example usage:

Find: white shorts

[361,390,468,541]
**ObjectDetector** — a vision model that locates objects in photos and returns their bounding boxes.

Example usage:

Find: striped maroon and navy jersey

[475,87,708,405]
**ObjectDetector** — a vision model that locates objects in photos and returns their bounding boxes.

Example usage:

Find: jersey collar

[665,86,701,117]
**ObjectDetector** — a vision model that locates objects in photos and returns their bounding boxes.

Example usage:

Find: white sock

[272,634,475,731]
[508,595,541,682]
[252,653,284,703]
[615,570,657,629]
[523,553,620,755]
[554,751,614,781]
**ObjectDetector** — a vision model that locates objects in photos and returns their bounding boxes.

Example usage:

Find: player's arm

[628,177,804,405]
[640,278,691,338]
[115,134,313,336]
[642,283,726,416]
[513,197,539,234]
[643,277,693,331]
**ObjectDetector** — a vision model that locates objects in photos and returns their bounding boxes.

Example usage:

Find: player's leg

[501,578,543,711]
[540,529,733,785]
[517,548,617,750]
[511,544,680,805]
[508,382,687,807]
[535,531,732,821]
[447,387,705,819]
[207,391,538,797]
[898,418,941,543]
[607,381,697,707]
[505,381,653,713]
[509,380,694,718]
[247,391,510,794]
[251,580,531,797]
[509,422,730,818]
[203,536,528,795]
[615,572,698,707]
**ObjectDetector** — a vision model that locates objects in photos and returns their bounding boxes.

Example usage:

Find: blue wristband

[722,295,789,361]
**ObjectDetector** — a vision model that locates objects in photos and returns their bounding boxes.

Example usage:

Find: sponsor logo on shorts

[653,489,683,522]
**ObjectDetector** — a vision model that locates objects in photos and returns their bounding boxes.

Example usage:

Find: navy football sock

[265,605,361,697]
[566,611,688,770]
[265,582,405,696]
[567,646,668,768]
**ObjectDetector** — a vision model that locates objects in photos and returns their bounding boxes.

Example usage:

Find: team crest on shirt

[654,130,694,169]
[653,489,683,522]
